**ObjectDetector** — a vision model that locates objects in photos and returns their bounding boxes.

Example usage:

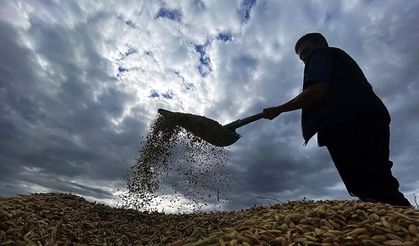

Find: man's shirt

[301,47,391,145]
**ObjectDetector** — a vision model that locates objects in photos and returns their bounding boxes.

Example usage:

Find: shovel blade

[158,108,241,147]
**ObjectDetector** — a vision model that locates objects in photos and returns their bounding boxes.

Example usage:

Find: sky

[1,0,419,212]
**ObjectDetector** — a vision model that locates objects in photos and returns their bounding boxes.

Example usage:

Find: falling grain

[118,114,229,212]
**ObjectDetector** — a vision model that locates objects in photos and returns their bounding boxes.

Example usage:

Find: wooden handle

[223,112,264,131]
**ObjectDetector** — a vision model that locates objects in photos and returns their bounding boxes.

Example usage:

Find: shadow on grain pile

[1,193,418,245]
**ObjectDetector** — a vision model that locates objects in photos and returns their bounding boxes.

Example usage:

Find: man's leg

[325,124,411,207]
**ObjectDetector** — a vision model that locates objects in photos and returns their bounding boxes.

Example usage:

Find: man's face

[297,41,317,64]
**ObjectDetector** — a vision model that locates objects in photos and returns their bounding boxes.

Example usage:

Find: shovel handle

[223,112,264,131]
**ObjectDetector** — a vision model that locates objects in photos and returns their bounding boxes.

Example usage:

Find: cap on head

[295,33,329,54]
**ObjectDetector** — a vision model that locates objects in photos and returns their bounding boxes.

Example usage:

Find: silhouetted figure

[263,33,411,207]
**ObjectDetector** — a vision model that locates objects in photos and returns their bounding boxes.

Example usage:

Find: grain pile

[190,200,419,246]
[1,193,418,245]
[119,114,229,212]
[0,193,249,245]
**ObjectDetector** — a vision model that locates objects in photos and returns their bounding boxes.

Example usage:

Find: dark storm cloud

[219,119,344,210]
[0,7,144,199]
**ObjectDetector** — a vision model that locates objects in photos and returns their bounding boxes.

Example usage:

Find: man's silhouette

[263,33,411,207]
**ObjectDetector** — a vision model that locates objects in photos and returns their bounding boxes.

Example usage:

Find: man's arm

[263,83,328,120]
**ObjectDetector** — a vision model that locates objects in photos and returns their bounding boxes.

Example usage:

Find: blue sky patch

[155,8,182,22]
[162,91,174,99]
[195,44,210,65]
[174,71,194,91]
[217,32,233,42]
[194,43,212,77]
[144,51,153,56]
[120,48,136,60]
[238,0,257,23]
[125,20,136,28]
[193,0,206,11]
[149,90,160,98]
[118,66,128,73]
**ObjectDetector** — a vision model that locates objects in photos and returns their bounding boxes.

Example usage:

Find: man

[263,33,411,207]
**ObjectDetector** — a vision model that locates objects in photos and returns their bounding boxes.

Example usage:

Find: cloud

[0,1,143,201]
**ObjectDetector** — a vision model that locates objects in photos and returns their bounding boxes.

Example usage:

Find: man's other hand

[263,106,282,120]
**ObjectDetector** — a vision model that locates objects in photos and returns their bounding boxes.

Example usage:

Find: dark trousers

[322,122,411,207]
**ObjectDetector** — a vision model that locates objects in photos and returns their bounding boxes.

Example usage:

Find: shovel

[158,108,264,147]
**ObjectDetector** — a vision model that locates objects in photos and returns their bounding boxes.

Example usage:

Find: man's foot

[359,196,412,207]
[359,197,377,203]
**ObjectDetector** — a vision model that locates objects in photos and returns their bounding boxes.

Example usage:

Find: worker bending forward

[263,33,411,207]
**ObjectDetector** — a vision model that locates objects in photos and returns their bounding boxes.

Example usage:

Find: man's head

[295,33,329,63]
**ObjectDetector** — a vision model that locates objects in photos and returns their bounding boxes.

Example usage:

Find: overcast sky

[1,0,419,212]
